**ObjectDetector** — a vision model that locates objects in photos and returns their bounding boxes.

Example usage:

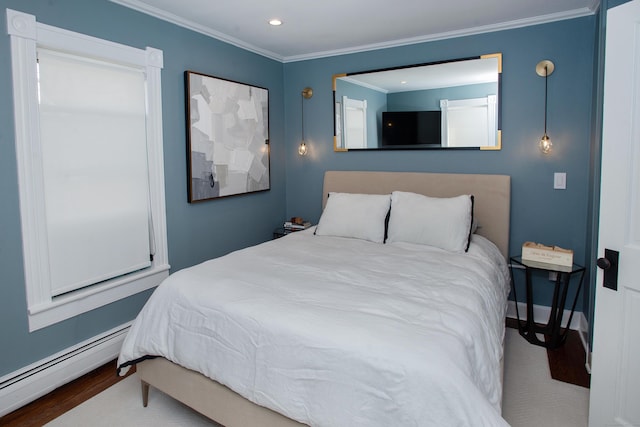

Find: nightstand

[509,255,586,349]
[273,227,298,239]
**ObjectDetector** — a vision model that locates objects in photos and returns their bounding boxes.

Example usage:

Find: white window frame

[7,9,170,331]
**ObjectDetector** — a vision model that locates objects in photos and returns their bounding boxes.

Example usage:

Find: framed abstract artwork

[185,71,270,202]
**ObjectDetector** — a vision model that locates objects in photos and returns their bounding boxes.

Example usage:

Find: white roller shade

[37,48,152,296]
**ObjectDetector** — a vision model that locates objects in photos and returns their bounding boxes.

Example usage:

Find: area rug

[501,327,590,426]
[46,328,588,426]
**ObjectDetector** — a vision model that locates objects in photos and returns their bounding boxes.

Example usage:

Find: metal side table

[509,255,586,349]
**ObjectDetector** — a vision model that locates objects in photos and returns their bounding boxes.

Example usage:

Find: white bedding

[118,229,511,426]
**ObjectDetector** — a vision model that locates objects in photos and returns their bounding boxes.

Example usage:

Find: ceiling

[111,0,599,62]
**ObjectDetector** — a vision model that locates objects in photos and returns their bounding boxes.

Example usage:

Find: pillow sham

[386,191,474,252]
[315,192,391,243]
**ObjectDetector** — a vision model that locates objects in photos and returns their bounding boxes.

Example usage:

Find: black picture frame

[185,71,270,202]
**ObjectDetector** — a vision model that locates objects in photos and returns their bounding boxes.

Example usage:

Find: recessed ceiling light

[269,19,282,26]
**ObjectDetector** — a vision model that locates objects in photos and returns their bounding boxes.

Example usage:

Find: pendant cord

[544,66,548,135]
[301,93,305,141]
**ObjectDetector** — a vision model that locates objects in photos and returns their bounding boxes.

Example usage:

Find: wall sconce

[299,87,313,156]
[536,60,554,154]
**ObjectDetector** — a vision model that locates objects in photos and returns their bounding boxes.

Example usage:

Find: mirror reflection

[333,53,502,151]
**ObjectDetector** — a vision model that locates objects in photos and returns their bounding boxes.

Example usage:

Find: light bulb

[298,142,307,156]
[539,134,552,154]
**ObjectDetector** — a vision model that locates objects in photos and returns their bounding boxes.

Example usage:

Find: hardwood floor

[0,361,135,427]
[546,327,591,388]
[0,321,589,426]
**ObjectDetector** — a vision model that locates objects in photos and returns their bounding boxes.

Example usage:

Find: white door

[342,96,367,149]
[589,1,640,426]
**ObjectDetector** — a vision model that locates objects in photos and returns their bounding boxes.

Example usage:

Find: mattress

[118,228,511,426]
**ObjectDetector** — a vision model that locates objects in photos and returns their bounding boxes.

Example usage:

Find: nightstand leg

[524,267,540,344]
[509,264,525,335]
[546,273,570,348]
[546,273,563,338]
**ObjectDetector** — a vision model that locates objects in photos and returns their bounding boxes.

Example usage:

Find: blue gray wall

[284,17,597,315]
[0,0,285,377]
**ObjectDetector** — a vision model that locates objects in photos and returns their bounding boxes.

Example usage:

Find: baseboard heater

[0,322,131,417]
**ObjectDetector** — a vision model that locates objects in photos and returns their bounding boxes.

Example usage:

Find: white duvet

[118,229,511,426]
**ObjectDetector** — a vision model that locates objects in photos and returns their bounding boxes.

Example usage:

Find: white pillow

[386,191,474,252]
[315,192,391,243]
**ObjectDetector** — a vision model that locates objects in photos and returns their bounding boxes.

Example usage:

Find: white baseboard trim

[575,311,592,374]
[0,321,132,417]
[585,350,592,374]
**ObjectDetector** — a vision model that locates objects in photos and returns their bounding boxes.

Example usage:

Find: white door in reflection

[342,96,367,149]
[440,95,497,148]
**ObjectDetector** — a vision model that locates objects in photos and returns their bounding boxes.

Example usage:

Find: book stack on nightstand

[283,218,311,232]
[273,217,311,239]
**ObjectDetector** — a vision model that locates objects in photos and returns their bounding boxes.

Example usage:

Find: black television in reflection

[381,111,442,148]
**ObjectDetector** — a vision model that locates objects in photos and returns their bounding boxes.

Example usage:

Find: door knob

[598,248,619,291]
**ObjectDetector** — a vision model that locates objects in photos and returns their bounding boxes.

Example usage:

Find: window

[7,9,169,331]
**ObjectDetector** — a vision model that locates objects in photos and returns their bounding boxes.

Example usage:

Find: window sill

[27,264,170,331]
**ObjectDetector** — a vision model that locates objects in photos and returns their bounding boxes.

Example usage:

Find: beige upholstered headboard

[322,171,511,259]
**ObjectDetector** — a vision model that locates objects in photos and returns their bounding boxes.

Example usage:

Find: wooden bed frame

[137,171,511,427]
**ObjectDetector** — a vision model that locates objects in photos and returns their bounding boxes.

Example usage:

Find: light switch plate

[554,172,566,190]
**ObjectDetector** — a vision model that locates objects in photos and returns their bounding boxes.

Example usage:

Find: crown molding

[284,7,599,63]
[110,0,599,64]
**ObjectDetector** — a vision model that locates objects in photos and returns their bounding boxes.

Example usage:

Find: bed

[118,170,511,427]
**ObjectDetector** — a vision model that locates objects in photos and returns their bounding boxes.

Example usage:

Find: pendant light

[299,87,313,156]
[536,60,554,154]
